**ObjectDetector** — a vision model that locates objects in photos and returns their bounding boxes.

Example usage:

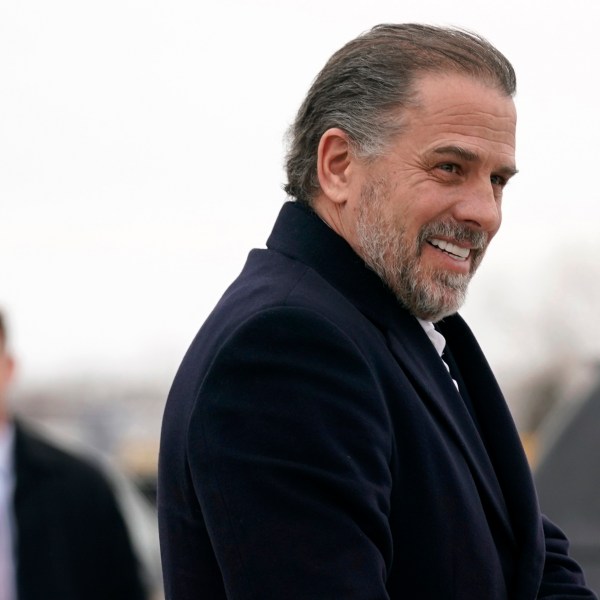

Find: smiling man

[159,24,596,599]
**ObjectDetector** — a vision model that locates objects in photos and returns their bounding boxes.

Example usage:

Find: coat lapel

[382,312,516,546]
[438,316,545,598]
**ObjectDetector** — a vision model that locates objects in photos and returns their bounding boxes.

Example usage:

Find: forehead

[398,73,517,161]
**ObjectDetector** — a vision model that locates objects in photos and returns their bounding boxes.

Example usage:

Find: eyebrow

[432,144,519,178]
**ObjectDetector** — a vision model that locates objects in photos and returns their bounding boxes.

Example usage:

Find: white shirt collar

[416,318,446,358]
[416,318,460,392]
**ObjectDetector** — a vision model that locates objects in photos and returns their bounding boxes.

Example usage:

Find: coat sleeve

[187,306,393,599]
[538,515,598,598]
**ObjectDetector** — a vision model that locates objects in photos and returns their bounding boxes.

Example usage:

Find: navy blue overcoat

[159,202,595,599]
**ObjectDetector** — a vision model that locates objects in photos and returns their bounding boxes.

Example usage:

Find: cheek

[403,185,450,220]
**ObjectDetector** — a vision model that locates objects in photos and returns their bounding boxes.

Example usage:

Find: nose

[452,178,502,235]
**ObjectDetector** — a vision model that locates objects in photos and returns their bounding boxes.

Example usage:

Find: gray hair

[284,24,516,205]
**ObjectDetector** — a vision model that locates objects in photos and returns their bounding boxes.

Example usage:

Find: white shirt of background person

[0,422,16,600]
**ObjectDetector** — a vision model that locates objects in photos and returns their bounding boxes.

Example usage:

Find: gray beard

[355,180,488,322]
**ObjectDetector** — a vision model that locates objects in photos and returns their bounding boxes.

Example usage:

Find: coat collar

[266,201,402,332]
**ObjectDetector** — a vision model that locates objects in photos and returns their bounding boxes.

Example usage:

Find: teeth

[429,238,470,260]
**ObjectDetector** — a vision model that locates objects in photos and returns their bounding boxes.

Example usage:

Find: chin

[396,278,468,323]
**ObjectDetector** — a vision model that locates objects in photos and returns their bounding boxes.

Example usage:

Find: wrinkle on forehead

[399,77,517,165]
[408,74,515,123]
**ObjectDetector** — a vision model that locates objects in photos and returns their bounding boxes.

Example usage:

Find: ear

[316,128,353,204]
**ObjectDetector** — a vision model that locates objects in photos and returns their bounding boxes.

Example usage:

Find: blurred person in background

[0,310,148,600]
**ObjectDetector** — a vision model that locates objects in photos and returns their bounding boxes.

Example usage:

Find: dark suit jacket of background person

[159,201,596,599]
[12,421,147,600]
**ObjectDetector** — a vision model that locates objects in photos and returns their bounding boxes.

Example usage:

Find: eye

[490,174,507,187]
[437,163,460,174]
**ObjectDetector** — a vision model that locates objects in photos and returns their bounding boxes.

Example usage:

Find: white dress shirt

[0,422,16,600]
[417,318,460,391]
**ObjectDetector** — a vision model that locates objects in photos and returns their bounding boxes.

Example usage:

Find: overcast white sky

[2,0,600,387]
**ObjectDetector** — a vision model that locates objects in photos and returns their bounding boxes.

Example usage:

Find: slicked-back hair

[284,23,516,205]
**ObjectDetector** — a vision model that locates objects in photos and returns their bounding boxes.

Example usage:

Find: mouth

[427,238,471,261]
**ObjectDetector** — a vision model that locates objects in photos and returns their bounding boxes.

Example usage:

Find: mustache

[418,220,488,250]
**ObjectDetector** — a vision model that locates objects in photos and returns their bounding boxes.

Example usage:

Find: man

[0,311,148,600]
[158,24,597,599]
